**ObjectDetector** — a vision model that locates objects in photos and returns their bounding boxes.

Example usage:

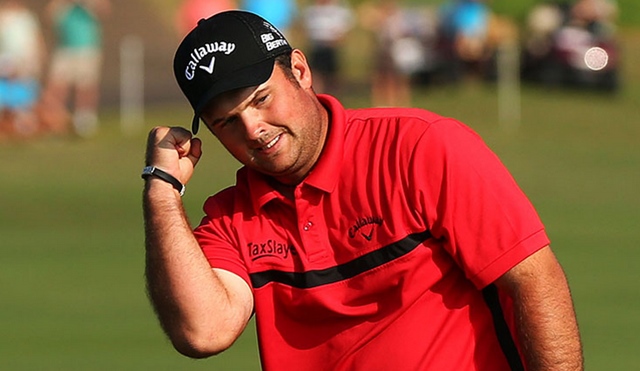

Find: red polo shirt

[194,95,549,370]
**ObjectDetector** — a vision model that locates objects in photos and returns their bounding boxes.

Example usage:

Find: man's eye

[223,116,237,126]
[212,116,235,129]
[255,95,269,105]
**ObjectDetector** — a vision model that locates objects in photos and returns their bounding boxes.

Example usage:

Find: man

[0,0,46,137]
[44,0,110,138]
[302,0,354,95]
[143,10,583,370]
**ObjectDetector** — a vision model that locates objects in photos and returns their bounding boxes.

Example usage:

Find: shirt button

[303,221,313,231]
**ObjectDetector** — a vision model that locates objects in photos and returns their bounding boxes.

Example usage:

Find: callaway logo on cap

[173,10,293,134]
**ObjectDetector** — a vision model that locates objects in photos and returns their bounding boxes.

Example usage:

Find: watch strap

[142,166,185,196]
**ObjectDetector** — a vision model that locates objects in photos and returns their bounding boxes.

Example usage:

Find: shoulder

[344,107,493,169]
[347,106,446,124]
[201,167,257,219]
[202,185,238,218]
[345,106,475,144]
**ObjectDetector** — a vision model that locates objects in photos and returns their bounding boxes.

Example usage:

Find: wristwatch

[141,166,185,196]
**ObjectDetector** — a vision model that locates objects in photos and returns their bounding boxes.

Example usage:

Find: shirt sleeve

[413,118,549,288]
[193,191,252,288]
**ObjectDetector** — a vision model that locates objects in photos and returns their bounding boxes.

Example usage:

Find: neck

[274,99,330,186]
[268,178,296,200]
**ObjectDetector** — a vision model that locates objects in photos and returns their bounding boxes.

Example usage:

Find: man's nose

[240,109,267,141]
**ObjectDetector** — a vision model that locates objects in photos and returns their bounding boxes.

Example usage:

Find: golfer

[142,10,583,371]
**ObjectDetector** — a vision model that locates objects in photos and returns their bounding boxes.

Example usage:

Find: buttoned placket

[294,185,328,263]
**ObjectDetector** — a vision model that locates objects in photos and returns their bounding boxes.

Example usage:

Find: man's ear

[290,49,313,89]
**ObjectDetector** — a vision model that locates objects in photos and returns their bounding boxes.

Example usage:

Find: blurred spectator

[302,0,354,96]
[176,0,237,37]
[524,2,566,59]
[240,0,297,37]
[42,0,110,138]
[438,0,491,79]
[521,0,619,91]
[360,0,435,107]
[570,0,617,36]
[0,0,46,139]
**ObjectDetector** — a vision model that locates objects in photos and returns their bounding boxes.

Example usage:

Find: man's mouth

[260,135,281,151]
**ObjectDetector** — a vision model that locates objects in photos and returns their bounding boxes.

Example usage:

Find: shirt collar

[245,94,346,212]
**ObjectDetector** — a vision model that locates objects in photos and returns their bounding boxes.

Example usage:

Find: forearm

[143,180,247,357]
[498,247,584,370]
[513,273,583,369]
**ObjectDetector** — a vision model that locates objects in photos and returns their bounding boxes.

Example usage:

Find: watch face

[142,166,155,177]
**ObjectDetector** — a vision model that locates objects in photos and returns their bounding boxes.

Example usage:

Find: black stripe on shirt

[250,230,432,289]
[482,284,525,371]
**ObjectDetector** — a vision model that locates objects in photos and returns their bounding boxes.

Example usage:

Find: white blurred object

[584,46,608,70]
[527,4,563,35]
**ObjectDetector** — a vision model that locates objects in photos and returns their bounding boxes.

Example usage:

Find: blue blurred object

[0,78,39,110]
[439,0,489,39]
[240,0,297,33]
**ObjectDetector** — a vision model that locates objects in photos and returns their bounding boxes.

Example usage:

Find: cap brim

[191,58,277,134]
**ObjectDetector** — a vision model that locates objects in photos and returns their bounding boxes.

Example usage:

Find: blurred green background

[1,0,639,370]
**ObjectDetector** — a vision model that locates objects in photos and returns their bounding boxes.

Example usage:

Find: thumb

[176,136,202,184]
[187,137,203,167]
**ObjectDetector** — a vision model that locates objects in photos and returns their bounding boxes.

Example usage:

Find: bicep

[495,245,568,294]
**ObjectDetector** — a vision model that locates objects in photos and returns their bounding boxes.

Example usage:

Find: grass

[2,84,638,370]
[2,15,639,371]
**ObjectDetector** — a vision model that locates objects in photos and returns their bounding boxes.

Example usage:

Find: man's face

[201,53,327,185]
